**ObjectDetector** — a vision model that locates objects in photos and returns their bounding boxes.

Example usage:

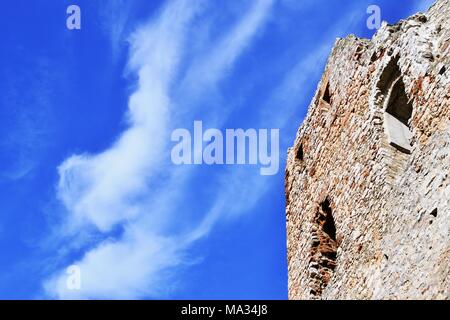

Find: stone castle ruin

[285,0,449,299]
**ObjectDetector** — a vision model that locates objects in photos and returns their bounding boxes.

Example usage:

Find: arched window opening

[379,57,413,154]
[385,77,413,126]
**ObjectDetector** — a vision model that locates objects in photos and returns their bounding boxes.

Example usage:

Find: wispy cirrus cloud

[181,0,274,95]
[44,0,275,299]
[44,0,371,299]
[99,0,134,60]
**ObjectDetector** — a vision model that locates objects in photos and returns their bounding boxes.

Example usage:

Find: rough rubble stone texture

[285,0,449,300]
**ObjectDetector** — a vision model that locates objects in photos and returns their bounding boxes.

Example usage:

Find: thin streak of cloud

[179,0,275,102]
[99,0,133,59]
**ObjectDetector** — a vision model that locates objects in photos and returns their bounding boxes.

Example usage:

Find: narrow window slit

[296,144,304,161]
[309,198,338,298]
[322,83,331,104]
[430,208,437,217]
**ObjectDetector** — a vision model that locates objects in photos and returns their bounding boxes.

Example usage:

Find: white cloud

[44,226,182,299]
[56,0,202,233]
[181,0,274,93]
[45,0,274,299]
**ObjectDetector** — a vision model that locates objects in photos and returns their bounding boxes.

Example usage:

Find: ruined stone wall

[285,0,449,299]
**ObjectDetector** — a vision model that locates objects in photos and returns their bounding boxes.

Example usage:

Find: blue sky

[0,0,434,299]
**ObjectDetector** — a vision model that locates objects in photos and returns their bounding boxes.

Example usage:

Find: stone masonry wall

[285,0,449,299]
